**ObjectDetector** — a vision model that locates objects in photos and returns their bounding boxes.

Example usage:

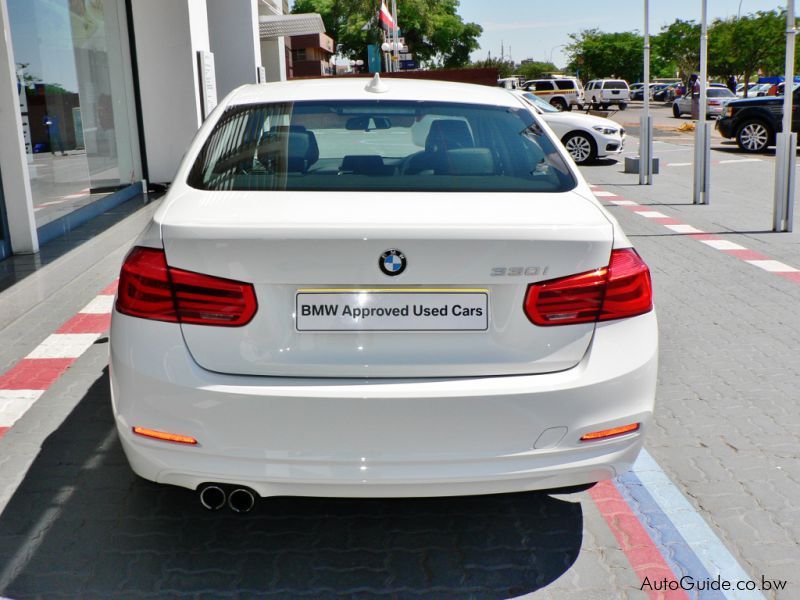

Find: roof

[259,14,325,39]
[228,77,524,109]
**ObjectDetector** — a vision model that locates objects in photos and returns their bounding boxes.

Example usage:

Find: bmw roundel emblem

[379,249,406,276]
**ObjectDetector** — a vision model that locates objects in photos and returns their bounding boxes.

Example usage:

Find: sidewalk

[584,135,800,590]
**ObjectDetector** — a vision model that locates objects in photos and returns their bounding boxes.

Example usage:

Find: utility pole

[693,0,711,204]
[640,0,654,185]
[773,0,796,232]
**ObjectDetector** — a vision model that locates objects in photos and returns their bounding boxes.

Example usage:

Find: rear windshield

[603,81,628,90]
[187,100,575,193]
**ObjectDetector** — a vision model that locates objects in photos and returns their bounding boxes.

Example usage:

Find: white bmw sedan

[516,91,625,164]
[110,77,657,510]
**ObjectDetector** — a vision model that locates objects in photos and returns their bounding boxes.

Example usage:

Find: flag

[379,1,395,30]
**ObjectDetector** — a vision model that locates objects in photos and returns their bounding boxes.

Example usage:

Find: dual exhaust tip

[199,484,256,513]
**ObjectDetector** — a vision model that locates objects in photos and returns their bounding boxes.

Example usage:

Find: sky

[459,0,790,67]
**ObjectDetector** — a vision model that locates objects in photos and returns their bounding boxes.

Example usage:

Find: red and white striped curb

[591,185,800,285]
[0,280,118,439]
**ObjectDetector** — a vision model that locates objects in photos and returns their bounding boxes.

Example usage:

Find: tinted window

[535,81,555,91]
[603,81,628,90]
[187,101,575,193]
[555,80,575,91]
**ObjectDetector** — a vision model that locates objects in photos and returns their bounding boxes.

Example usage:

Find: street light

[548,44,566,65]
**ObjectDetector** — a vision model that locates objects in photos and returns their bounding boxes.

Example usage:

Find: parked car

[630,83,658,101]
[585,79,630,109]
[744,83,772,97]
[652,82,681,102]
[515,91,625,164]
[110,77,656,507]
[672,87,736,118]
[522,77,584,111]
[717,84,800,151]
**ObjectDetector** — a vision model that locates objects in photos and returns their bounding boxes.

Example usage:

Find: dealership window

[8,0,141,230]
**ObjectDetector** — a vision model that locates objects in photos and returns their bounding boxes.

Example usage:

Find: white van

[585,79,630,110]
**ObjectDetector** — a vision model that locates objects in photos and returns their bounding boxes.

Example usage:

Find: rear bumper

[110,311,658,498]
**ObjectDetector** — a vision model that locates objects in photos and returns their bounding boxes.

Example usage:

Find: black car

[717,89,800,152]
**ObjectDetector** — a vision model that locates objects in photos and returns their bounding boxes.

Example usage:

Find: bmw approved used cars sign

[295,290,488,331]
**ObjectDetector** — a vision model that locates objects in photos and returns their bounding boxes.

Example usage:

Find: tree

[468,57,516,78]
[709,10,787,97]
[565,29,643,83]
[652,19,700,81]
[291,0,482,68]
[517,61,559,80]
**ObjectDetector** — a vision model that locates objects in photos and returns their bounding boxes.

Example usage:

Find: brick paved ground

[0,132,797,597]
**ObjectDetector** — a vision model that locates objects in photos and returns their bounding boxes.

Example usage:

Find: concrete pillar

[130,0,211,184]
[207,0,261,99]
[0,0,38,254]
[261,38,287,82]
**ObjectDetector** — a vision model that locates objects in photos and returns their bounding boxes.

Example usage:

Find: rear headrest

[424,119,474,153]
[340,155,392,176]
[258,130,319,173]
[438,148,495,175]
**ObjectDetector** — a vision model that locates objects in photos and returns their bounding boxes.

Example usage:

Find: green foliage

[468,57,516,78]
[517,61,559,80]
[565,29,643,83]
[709,10,787,94]
[561,11,795,89]
[652,19,700,80]
[291,0,482,68]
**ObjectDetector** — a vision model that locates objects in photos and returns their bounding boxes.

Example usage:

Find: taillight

[524,248,652,326]
[116,246,257,326]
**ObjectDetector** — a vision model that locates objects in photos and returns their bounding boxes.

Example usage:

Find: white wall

[131,0,211,184]
[207,0,261,99]
[0,0,37,253]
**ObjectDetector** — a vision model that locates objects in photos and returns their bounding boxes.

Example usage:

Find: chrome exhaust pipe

[199,484,227,511]
[227,487,256,514]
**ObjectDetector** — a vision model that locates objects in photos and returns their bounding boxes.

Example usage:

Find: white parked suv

[522,77,584,111]
[516,91,625,164]
[110,76,656,511]
[585,79,631,110]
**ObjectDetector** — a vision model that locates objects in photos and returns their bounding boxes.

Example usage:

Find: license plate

[296,290,489,331]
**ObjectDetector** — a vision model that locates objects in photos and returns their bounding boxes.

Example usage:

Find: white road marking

[609,200,639,206]
[746,260,799,273]
[0,390,45,427]
[701,239,747,251]
[664,224,704,234]
[25,333,100,359]
[593,191,618,197]
[718,158,762,164]
[80,295,115,314]
[636,211,669,219]
[667,162,692,166]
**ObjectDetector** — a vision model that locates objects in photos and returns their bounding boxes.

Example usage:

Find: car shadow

[0,369,585,598]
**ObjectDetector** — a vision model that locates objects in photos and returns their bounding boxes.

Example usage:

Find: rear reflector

[116,247,257,326]
[524,248,652,326]
[580,423,640,441]
[133,426,198,445]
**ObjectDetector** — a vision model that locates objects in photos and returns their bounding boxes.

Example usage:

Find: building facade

[291,33,335,78]
[0,0,322,261]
